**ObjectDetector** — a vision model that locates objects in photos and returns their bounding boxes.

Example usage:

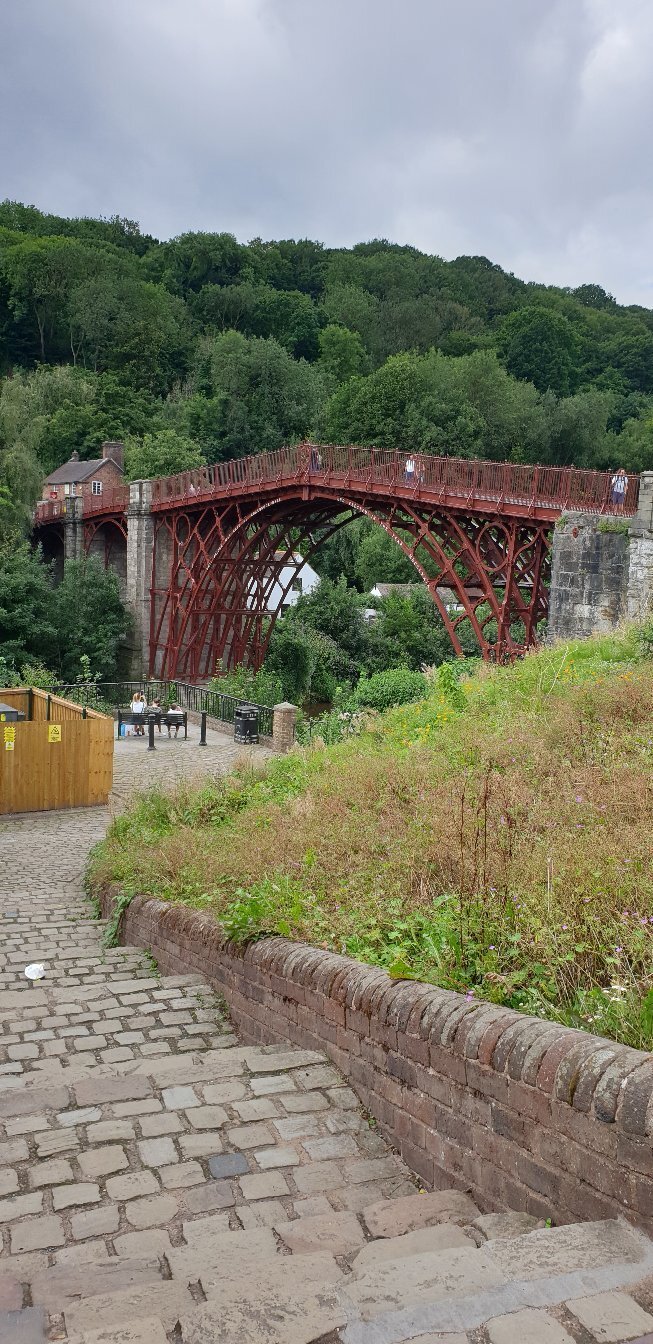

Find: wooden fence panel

[0,700,113,814]
[0,689,32,716]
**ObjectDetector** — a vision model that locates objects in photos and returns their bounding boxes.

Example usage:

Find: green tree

[172,331,324,460]
[264,625,314,702]
[325,348,546,462]
[245,238,326,300]
[0,544,56,665]
[1,235,94,360]
[144,232,245,295]
[321,283,380,357]
[318,325,369,388]
[354,524,416,590]
[189,282,258,334]
[497,305,579,396]
[101,279,190,392]
[366,589,477,670]
[50,558,128,681]
[605,414,653,472]
[249,285,319,359]
[0,366,155,476]
[0,440,42,542]
[124,429,204,480]
[572,283,617,310]
[288,576,368,664]
[539,388,613,467]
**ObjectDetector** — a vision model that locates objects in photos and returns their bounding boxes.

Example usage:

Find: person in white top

[405,457,416,485]
[130,691,146,735]
[610,468,628,512]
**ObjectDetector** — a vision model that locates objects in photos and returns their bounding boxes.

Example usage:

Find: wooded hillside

[2,199,652,540]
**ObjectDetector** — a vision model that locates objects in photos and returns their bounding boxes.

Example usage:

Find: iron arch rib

[149,482,552,679]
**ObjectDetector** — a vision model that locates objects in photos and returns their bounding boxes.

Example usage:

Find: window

[64,483,75,497]
[91,480,103,495]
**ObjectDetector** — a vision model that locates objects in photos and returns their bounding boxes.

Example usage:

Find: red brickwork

[100,889,653,1233]
[44,459,123,505]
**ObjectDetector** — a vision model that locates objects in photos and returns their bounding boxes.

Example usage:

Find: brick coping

[99,887,653,1232]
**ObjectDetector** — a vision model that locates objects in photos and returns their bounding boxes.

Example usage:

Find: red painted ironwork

[83,516,128,570]
[34,499,67,522]
[33,444,640,677]
[149,444,639,520]
[83,485,130,518]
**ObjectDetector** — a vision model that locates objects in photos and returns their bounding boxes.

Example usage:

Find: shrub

[209,664,283,707]
[354,666,427,710]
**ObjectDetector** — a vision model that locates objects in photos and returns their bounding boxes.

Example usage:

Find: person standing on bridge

[610,468,628,512]
[405,456,416,486]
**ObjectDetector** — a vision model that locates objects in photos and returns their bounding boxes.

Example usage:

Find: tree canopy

[1,198,651,541]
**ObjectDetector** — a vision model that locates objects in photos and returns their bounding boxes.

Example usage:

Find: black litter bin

[234,703,259,745]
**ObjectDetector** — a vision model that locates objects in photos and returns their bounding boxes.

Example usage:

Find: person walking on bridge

[610,467,628,512]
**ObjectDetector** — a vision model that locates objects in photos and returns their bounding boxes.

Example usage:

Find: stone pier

[548,470,653,641]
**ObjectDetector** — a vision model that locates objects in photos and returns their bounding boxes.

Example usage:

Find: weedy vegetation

[88,625,653,1050]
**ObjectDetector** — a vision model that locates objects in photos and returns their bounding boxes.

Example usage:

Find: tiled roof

[45,458,121,485]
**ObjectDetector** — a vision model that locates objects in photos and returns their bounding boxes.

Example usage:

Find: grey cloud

[2,0,652,303]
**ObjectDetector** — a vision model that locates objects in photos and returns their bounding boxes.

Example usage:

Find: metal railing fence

[51,680,274,737]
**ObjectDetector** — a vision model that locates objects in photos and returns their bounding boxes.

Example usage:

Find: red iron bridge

[34,444,639,678]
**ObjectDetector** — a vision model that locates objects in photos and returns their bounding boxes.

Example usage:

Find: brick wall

[101,889,653,1233]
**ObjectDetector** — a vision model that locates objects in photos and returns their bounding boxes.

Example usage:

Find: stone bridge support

[125,480,154,678]
[548,471,653,641]
[63,497,84,562]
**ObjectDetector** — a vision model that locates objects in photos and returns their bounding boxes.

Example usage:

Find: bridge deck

[34,445,638,525]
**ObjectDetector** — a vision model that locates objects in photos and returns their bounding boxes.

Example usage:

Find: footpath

[1,746,653,1342]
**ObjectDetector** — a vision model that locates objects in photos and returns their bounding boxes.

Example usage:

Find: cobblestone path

[1,804,653,1343]
[111,722,270,808]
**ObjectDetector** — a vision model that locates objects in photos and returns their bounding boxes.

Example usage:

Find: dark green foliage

[353,666,427,710]
[0,544,57,666]
[3,198,653,499]
[264,625,315,703]
[169,331,324,460]
[260,574,477,709]
[0,547,128,680]
[497,305,579,396]
[47,558,129,682]
[124,429,204,481]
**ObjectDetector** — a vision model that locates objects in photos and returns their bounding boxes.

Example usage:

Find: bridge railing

[149,444,639,516]
[83,485,130,517]
[34,499,67,521]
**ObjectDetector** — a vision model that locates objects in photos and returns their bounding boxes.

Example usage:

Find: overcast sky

[3,0,652,305]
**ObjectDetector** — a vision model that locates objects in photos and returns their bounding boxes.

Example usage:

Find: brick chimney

[101,441,125,471]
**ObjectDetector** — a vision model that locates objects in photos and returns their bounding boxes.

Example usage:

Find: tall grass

[89,629,653,1049]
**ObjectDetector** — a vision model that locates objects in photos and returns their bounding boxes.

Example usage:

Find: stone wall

[100,890,653,1234]
[627,530,653,621]
[548,516,630,641]
[548,473,653,643]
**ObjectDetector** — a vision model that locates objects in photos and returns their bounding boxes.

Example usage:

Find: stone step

[29,1257,164,1312]
[338,1218,653,1343]
[62,1281,195,1338]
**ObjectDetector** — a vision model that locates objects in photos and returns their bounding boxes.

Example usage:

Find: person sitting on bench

[166,702,184,738]
[130,691,146,735]
[148,696,163,732]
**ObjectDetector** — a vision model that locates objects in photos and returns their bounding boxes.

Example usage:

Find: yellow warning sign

[3,726,15,742]
[5,741,14,752]
[48,724,62,743]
